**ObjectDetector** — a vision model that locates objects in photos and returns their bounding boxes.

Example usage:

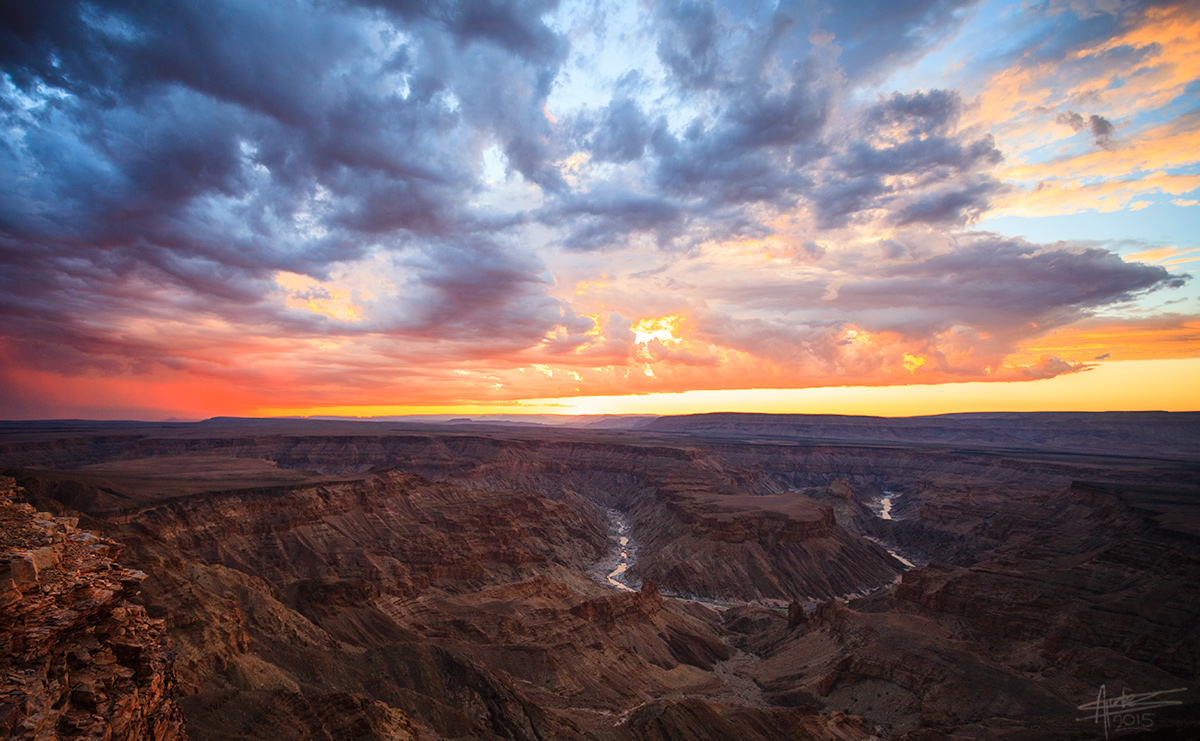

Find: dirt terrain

[0,412,1197,739]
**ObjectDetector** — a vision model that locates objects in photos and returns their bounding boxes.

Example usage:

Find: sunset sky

[1,0,1198,420]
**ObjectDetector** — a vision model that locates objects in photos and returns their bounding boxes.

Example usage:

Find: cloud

[649,56,834,209]
[532,228,1188,400]
[1056,110,1087,131]
[588,96,656,164]
[830,235,1183,332]
[1055,109,1117,148]
[655,0,723,90]
[694,232,1182,340]
[353,0,567,64]
[0,0,587,405]
[1089,114,1115,147]
[813,0,981,84]
[546,191,686,251]
[395,240,577,345]
[0,0,1195,417]
[810,90,1004,227]
[970,1,1200,216]
[994,172,1200,218]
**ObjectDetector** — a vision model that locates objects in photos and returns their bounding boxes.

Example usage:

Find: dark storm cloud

[550,70,999,254]
[0,0,569,239]
[545,191,687,251]
[651,57,832,207]
[812,0,980,83]
[0,0,578,372]
[355,0,566,64]
[451,47,566,191]
[832,236,1186,332]
[811,90,1003,227]
[1,0,465,260]
[2,0,368,132]
[655,0,723,90]
[396,239,584,346]
[330,172,458,237]
[629,29,996,233]
[357,0,568,189]
[589,97,657,164]
[870,88,961,133]
[608,1,835,213]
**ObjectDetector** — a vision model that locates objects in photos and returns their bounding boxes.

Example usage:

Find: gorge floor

[1,413,1198,740]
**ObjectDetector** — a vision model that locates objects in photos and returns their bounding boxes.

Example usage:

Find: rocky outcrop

[787,601,807,626]
[0,477,186,740]
[177,691,417,741]
[76,469,736,738]
[890,484,1200,680]
[627,471,902,601]
[570,579,664,623]
[615,698,876,740]
[120,469,609,596]
[4,416,1199,740]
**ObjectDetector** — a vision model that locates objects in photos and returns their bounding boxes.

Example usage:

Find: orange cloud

[1003,124,1200,184]
[1079,3,1200,112]
[519,358,1200,417]
[971,2,1200,217]
[975,4,1200,133]
[4,308,1196,420]
[994,172,1200,217]
[1125,246,1200,265]
[1004,315,1200,365]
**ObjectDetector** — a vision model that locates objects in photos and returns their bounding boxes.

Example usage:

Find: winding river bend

[875,489,900,520]
[588,496,920,605]
[592,508,636,591]
[869,490,919,569]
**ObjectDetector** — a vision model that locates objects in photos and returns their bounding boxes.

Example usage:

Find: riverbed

[590,508,637,591]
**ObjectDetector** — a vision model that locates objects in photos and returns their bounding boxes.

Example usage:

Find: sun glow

[4,1,1198,424]
[902,353,927,372]
[632,315,683,345]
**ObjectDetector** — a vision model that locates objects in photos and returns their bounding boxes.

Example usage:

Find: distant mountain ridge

[641,411,1200,458]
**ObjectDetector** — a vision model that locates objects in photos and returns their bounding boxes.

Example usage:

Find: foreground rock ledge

[0,476,187,740]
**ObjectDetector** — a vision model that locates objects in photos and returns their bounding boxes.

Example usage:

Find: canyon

[0,412,1197,739]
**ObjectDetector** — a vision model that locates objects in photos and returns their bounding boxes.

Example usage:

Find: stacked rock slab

[0,477,187,740]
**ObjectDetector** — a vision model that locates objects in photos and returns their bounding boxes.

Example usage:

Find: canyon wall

[0,477,187,740]
[1,415,1197,739]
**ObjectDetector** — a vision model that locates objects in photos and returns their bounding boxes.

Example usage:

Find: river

[592,508,636,592]
[868,490,920,569]
[589,498,918,606]
[876,489,901,520]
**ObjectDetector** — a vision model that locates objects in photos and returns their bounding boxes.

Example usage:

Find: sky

[1,0,1198,420]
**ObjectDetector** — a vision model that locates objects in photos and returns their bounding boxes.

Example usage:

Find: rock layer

[0,477,187,741]
[2,414,1198,740]
[627,471,902,601]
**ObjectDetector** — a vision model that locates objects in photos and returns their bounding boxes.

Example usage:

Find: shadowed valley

[1,412,1198,739]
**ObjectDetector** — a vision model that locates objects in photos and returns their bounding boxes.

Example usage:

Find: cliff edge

[0,476,187,740]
